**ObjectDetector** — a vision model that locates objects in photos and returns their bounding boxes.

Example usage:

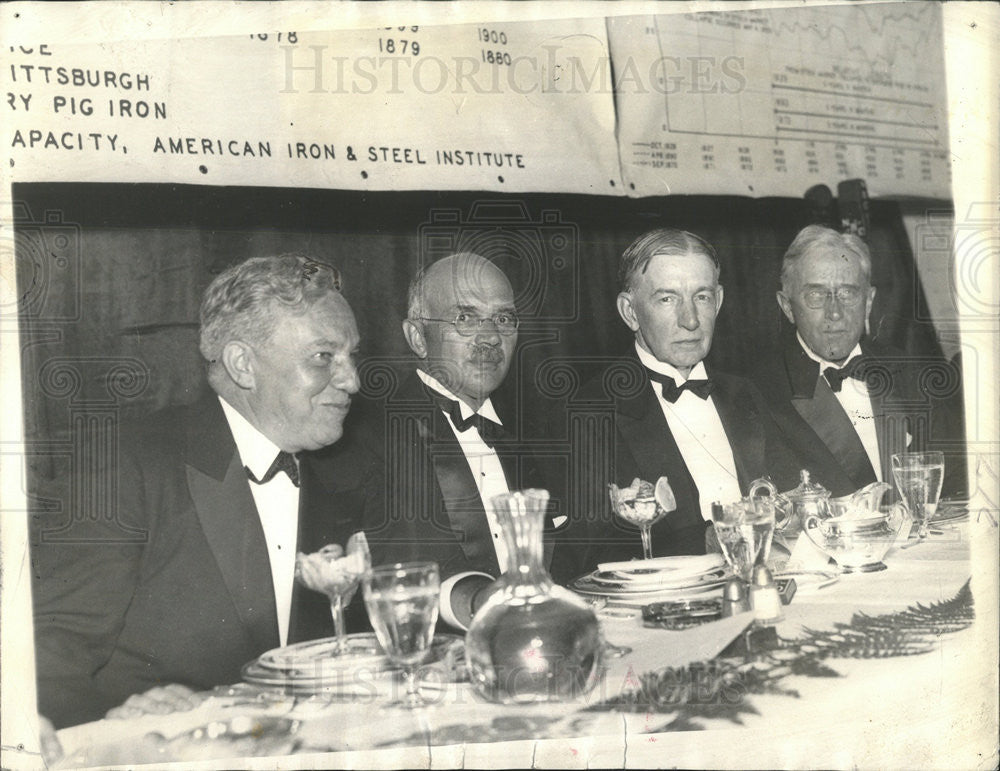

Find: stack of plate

[241,633,462,696]
[570,553,729,606]
[929,498,970,526]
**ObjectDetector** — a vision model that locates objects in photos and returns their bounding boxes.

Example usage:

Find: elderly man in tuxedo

[353,252,558,629]
[553,229,796,579]
[752,225,966,498]
[32,254,369,728]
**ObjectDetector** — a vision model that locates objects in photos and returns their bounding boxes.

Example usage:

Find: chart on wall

[608,3,951,198]
[4,3,950,198]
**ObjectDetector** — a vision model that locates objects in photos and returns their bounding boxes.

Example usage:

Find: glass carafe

[465,489,605,703]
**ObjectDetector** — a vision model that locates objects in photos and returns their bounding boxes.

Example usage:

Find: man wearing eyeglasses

[752,224,965,497]
[353,252,558,629]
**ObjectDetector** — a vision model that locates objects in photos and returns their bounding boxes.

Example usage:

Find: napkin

[603,612,755,695]
[785,532,835,571]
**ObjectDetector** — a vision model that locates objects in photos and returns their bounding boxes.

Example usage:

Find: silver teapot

[763,470,832,537]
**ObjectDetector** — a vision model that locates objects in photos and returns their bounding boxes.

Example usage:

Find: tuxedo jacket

[31,395,372,728]
[751,333,967,498]
[350,370,557,581]
[549,355,799,582]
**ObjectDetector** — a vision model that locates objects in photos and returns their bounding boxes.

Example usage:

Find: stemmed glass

[608,477,676,560]
[710,500,775,582]
[295,531,370,655]
[891,451,945,539]
[362,561,440,709]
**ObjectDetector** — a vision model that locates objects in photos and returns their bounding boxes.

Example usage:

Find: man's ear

[776,290,795,325]
[616,291,640,332]
[715,283,724,313]
[402,319,427,358]
[220,340,255,390]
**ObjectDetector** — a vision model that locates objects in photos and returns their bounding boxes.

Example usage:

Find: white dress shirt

[416,369,512,573]
[636,344,742,522]
[218,396,300,646]
[798,334,882,481]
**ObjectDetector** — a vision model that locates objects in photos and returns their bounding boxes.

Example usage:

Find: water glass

[362,561,440,708]
[710,500,776,582]
[891,451,945,539]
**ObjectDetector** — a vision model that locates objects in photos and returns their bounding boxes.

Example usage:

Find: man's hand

[105,684,207,720]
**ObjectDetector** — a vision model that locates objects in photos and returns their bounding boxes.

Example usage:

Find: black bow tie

[246,450,300,487]
[445,399,505,447]
[645,369,713,402]
[823,356,865,393]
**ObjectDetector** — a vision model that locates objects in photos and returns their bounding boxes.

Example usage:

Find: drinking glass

[608,479,671,560]
[710,500,776,582]
[891,451,945,539]
[362,561,440,708]
[295,531,370,656]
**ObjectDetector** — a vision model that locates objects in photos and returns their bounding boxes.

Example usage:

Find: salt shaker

[749,565,784,624]
[721,577,750,617]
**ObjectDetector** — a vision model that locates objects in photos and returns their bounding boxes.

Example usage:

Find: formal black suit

[548,354,799,581]
[348,370,557,583]
[31,395,372,728]
[751,333,967,499]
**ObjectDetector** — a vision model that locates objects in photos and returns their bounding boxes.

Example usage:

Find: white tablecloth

[55,520,996,769]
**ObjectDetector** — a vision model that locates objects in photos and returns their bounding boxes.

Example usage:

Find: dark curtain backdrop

[14,183,948,483]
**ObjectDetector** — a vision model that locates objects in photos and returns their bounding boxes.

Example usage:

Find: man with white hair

[753,224,966,497]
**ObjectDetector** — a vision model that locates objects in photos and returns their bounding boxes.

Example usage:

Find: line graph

[768,4,936,72]
[610,3,950,198]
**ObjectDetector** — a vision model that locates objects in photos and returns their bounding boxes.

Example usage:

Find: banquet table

[53,518,996,770]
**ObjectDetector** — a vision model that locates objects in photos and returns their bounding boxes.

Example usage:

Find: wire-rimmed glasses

[801,286,863,309]
[416,311,519,336]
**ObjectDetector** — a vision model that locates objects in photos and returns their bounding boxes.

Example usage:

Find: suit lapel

[184,403,279,652]
[419,410,500,574]
[392,374,499,573]
[859,340,915,483]
[779,337,872,491]
[615,380,701,530]
[709,370,762,491]
[286,451,369,643]
[785,343,877,489]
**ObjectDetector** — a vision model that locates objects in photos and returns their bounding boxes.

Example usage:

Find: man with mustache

[355,252,557,628]
[751,225,966,497]
[31,254,366,728]
[552,229,796,578]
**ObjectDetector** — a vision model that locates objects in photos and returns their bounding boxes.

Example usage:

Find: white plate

[595,553,725,575]
[571,567,729,599]
[584,554,726,590]
[253,634,385,674]
[241,633,463,695]
[929,499,969,525]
